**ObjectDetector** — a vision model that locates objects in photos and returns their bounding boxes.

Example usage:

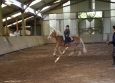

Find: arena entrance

[78,11,103,43]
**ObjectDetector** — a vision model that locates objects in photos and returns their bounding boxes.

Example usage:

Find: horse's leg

[77,38,87,56]
[58,46,63,55]
[53,44,58,56]
[55,46,61,63]
[55,46,65,63]
[77,46,82,56]
[62,47,68,54]
[68,48,76,56]
[55,56,60,63]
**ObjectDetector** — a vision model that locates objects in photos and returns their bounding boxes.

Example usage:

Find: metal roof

[1,0,115,27]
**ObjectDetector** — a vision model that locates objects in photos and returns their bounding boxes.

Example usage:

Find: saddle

[63,36,74,43]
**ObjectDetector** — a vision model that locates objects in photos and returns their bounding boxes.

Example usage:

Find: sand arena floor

[0,43,115,83]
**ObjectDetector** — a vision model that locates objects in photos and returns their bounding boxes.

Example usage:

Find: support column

[5,17,9,36]
[0,1,3,36]
[16,19,18,30]
[24,19,26,32]
[34,16,37,36]
[40,18,43,36]
[89,0,93,11]
[21,12,25,36]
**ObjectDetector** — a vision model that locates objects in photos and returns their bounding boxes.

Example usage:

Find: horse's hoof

[68,52,74,56]
[54,57,60,63]
[53,53,56,56]
[63,51,65,54]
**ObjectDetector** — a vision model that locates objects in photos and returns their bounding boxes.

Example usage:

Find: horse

[48,29,87,63]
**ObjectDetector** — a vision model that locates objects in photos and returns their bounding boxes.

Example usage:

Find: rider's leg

[64,36,67,47]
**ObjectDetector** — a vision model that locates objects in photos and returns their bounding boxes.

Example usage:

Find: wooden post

[5,17,9,36]
[16,19,19,31]
[21,12,25,36]
[0,1,3,36]
[34,16,37,36]
[40,18,43,36]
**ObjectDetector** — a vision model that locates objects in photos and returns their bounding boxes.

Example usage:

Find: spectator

[9,31,15,37]
[14,30,20,36]
[106,26,115,66]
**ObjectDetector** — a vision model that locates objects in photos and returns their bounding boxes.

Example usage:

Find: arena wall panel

[80,34,103,43]
[31,36,39,46]
[0,36,45,55]
[43,36,56,43]
[0,37,8,55]
[108,33,113,41]
[37,36,45,45]
[17,36,28,49]
[2,37,13,53]
[24,36,34,47]
[7,37,20,51]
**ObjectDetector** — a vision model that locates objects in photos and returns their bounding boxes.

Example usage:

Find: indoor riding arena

[0,0,115,83]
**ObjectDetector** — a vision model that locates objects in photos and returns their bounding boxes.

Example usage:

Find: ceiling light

[11,12,21,18]
[4,0,13,6]
[3,0,42,18]
[2,4,7,8]
[2,17,11,22]
[54,0,61,3]
[7,24,13,27]
[63,1,70,6]
[2,19,6,22]
[41,6,51,11]
[29,0,41,6]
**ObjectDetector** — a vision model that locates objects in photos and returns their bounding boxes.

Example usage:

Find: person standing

[9,30,15,37]
[64,25,70,46]
[107,26,115,66]
[14,30,20,36]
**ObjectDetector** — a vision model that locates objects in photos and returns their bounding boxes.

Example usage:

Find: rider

[64,25,70,46]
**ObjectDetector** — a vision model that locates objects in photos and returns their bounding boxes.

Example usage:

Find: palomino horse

[48,29,87,63]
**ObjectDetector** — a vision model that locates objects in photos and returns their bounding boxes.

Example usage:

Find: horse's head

[48,30,56,40]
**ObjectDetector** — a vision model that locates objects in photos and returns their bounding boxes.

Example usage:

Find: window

[78,11,102,18]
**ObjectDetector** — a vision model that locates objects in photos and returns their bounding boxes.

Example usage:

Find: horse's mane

[52,29,63,36]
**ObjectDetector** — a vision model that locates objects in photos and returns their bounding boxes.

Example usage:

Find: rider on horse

[64,25,70,46]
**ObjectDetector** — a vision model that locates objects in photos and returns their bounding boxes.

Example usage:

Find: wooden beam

[96,0,115,3]
[36,0,58,10]
[42,0,69,14]
[3,0,34,18]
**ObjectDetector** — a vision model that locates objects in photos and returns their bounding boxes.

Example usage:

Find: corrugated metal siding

[95,1,110,10]
[103,18,110,33]
[64,13,70,19]
[70,19,77,35]
[49,14,56,19]
[49,8,63,13]
[70,0,89,12]
[111,17,115,33]
[111,3,115,9]
[111,10,115,17]
[70,13,76,19]
[49,20,60,31]
[43,15,49,20]
[57,14,64,19]
[44,13,76,20]
[104,11,111,17]
[43,21,50,35]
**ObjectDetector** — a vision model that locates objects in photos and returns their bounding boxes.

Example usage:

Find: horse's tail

[80,38,87,53]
